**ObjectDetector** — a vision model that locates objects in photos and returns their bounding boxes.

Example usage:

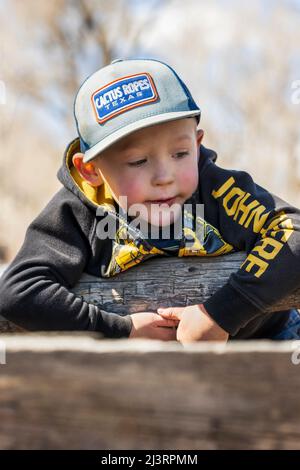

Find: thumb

[157,307,183,320]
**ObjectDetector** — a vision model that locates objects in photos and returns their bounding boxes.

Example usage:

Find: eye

[127,158,147,167]
[174,151,189,159]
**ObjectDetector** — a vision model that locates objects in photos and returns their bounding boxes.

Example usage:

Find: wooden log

[1,252,300,332]
[71,252,300,314]
[0,334,300,450]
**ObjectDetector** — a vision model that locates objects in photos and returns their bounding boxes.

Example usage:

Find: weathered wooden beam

[71,252,300,314]
[0,334,300,450]
[1,252,300,332]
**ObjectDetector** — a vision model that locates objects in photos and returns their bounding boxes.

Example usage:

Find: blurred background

[0,0,300,262]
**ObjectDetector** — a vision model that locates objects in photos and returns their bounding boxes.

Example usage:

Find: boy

[1,58,300,342]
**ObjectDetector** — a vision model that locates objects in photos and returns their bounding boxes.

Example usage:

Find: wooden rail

[0,335,299,449]
[1,252,300,332]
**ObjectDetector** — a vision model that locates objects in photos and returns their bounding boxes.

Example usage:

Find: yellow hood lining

[66,138,116,211]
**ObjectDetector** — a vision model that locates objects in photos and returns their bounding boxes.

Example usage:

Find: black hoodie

[1,138,300,338]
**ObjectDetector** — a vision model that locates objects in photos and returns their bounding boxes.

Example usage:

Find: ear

[196,129,204,162]
[72,153,103,187]
[196,129,204,147]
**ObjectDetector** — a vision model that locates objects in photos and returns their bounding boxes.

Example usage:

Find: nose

[151,161,175,187]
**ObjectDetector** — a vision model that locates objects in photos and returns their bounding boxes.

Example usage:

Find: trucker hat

[74,58,201,163]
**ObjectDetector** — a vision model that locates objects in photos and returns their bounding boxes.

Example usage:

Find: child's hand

[129,312,179,341]
[157,304,229,344]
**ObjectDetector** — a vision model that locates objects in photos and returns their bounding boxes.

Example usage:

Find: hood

[57,137,117,214]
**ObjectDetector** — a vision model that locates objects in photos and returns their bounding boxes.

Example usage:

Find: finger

[155,327,178,341]
[154,317,179,327]
[157,310,182,321]
[157,307,183,314]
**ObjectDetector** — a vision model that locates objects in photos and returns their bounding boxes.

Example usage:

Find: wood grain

[0,335,299,450]
[1,252,300,332]
[71,252,300,315]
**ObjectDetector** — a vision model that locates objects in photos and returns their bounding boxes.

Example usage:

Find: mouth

[146,197,177,206]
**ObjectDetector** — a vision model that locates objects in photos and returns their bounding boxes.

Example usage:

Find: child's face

[94,118,203,226]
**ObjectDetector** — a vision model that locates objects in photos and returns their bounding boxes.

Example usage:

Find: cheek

[114,179,146,206]
[178,165,199,193]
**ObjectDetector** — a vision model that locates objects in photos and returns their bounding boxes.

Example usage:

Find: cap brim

[83,110,201,163]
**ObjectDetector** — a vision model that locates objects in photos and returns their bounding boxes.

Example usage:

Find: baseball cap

[74,58,201,163]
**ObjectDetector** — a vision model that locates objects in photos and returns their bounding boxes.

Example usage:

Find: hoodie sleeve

[0,188,132,338]
[200,157,300,336]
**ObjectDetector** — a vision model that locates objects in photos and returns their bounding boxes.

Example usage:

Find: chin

[147,205,183,227]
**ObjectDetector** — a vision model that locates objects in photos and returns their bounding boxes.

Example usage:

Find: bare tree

[0,0,169,258]
[142,0,300,204]
[4,0,169,126]
[1,0,300,259]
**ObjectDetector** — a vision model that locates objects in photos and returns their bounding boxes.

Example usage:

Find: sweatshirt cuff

[203,283,263,336]
[96,309,133,338]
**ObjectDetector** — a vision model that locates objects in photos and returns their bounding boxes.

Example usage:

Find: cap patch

[91,73,159,124]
